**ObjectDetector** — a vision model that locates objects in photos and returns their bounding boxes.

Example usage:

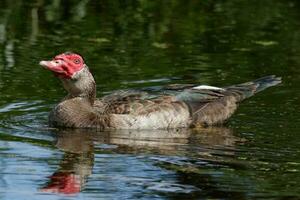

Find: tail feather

[173,75,281,126]
[226,75,282,101]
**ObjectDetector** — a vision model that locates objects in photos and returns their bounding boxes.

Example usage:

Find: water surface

[0,0,300,199]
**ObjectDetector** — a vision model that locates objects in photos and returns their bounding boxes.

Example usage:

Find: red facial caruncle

[40,52,85,79]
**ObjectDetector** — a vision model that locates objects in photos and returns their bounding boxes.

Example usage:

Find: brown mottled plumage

[40,52,281,130]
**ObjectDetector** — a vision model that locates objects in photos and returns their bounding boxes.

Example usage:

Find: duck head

[40,52,96,103]
[40,52,85,79]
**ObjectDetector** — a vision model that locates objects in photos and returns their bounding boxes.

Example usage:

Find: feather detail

[193,85,225,91]
[48,67,281,129]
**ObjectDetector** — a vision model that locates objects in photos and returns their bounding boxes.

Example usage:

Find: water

[0,0,300,199]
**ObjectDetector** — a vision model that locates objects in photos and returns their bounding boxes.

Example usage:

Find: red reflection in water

[40,172,81,194]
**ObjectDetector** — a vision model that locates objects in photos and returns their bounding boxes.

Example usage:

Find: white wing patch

[193,85,225,91]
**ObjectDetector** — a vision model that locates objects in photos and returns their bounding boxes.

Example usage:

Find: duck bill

[39,60,64,74]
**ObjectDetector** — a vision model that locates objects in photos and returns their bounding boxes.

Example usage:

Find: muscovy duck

[39,52,281,129]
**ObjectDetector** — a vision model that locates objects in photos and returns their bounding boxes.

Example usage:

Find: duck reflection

[95,127,241,156]
[40,127,243,194]
[40,132,94,194]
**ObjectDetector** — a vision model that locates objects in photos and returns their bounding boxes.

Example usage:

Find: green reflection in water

[0,0,300,199]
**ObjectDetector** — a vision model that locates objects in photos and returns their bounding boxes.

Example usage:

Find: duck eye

[74,59,80,64]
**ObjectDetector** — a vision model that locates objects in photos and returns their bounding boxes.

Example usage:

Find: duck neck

[61,66,96,105]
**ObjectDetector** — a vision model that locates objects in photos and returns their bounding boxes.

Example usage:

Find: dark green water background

[0,0,300,199]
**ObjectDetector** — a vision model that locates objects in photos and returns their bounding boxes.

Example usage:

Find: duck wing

[100,75,281,127]
[173,75,281,126]
[100,89,180,115]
